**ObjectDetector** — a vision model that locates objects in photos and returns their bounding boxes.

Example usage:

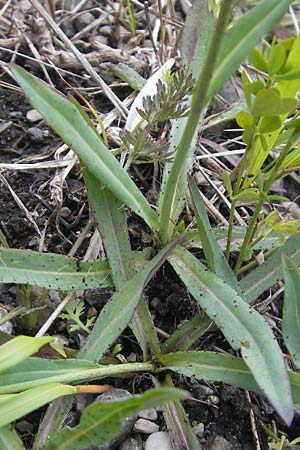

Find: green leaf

[232,188,260,203]
[43,389,188,450]
[244,36,300,187]
[83,169,160,358]
[249,47,268,72]
[11,64,159,232]
[206,0,294,102]
[0,336,53,374]
[259,116,282,133]
[240,233,300,303]
[0,383,76,427]
[162,313,212,354]
[278,97,298,114]
[252,89,282,117]
[0,358,98,392]
[269,42,287,76]
[158,351,300,405]
[169,246,294,425]
[113,63,146,90]
[282,256,300,368]
[236,111,253,129]
[158,0,214,237]
[80,237,183,362]
[0,425,25,450]
[189,178,241,293]
[0,248,111,290]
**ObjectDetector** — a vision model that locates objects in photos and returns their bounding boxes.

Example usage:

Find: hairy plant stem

[159,0,233,244]
[1,362,156,395]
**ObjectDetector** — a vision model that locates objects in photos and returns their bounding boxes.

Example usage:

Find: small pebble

[74,12,94,31]
[27,127,45,143]
[192,422,204,438]
[145,432,172,450]
[0,307,13,335]
[207,395,220,405]
[9,111,23,119]
[26,109,43,123]
[138,408,158,421]
[119,437,142,450]
[206,435,233,450]
[193,384,214,399]
[133,418,159,434]
[15,420,34,433]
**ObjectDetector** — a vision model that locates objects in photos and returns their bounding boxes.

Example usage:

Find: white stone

[26,109,43,123]
[138,408,158,421]
[144,432,172,450]
[133,418,159,434]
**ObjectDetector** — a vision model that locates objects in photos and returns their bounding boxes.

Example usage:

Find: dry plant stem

[159,0,233,244]
[27,0,128,118]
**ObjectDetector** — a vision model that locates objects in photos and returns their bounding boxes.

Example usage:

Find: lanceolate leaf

[0,247,111,290]
[84,169,160,358]
[189,178,240,293]
[11,65,159,231]
[162,313,212,354]
[240,233,300,303]
[205,0,294,103]
[0,358,98,390]
[80,238,183,362]
[43,389,188,450]
[282,256,300,367]
[0,383,76,427]
[0,336,53,374]
[158,351,300,405]
[0,425,26,450]
[169,246,294,425]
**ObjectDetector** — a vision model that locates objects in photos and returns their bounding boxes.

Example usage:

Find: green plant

[1,0,300,449]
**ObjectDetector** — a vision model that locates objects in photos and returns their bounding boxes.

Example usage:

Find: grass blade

[11,64,159,231]
[43,389,187,450]
[0,336,52,374]
[169,246,294,425]
[206,0,294,102]
[283,256,300,367]
[0,248,111,290]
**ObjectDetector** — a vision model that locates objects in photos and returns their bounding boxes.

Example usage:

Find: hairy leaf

[0,384,76,427]
[169,246,294,425]
[43,389,187,450]
[11,65,159,231]
[283,256,300,367]
[0,336,52,374]
[0,247,111,290]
